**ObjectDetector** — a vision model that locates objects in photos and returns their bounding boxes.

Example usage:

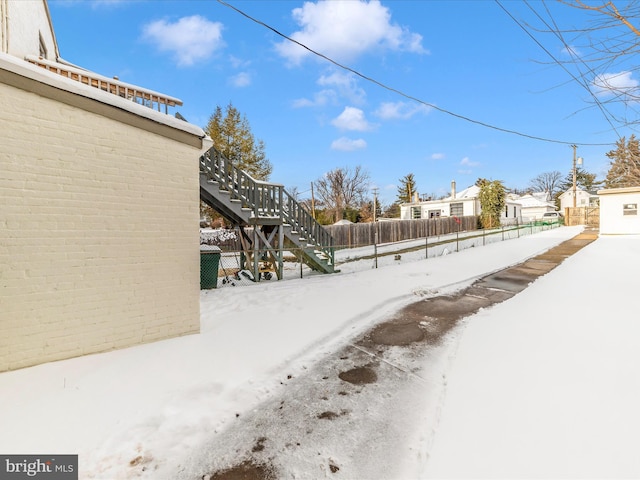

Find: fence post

[425,229,429,259]
[300,248,303,279]
[374,227,378,268]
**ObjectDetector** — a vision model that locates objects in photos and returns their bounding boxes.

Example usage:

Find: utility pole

[372,187,379,223]
[372,187,379,268]
[571,144,584,209]
[572,145,577,208]
[310,182,316,220]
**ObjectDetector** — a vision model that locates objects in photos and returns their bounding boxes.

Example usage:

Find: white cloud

[295,71,365,108]
[318,71,366,104]
[228,55,251,69]
[275,0,427,65]
[431,153,445,160]
[592,71,639,98]
[331,137,367,151]
[374,101,431,120]
[460,157,480,167]
[142,15,224,67]
[331,107,374,131]
[229,72,251,87]
[292,89,337,108]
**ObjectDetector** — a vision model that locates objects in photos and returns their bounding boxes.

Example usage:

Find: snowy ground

[2,225,639,479]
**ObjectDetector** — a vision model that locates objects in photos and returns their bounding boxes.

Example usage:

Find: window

[505,205,509,217]
[428,210,441,218]
[513,206,517,217]
[411,207,421,219]
[450,203,463,217]
[623,203,637,216]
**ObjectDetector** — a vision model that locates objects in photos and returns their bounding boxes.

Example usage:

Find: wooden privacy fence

[324,216,478,249]
[564,207,600,227]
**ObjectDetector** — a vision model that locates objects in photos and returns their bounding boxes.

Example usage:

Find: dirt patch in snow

[338,365,377,384]
[205,460,276,480]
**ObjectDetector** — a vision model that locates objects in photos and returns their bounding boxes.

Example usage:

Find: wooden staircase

[199,146,335,280]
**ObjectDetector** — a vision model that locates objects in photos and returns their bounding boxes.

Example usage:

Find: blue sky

[47,0,637,205]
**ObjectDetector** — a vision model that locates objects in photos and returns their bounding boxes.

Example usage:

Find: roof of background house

[515,193,554,208]
[443,185,479,201]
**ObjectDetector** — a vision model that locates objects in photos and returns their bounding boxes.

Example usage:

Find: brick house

[1,1,209,371]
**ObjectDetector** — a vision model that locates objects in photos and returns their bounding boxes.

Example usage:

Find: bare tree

[314,166,370,223]
[529,171,564,198]
[530,1,640,131]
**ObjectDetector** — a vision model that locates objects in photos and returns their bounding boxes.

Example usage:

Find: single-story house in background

[513,192,557,221]
[1,1,209,371]
[559,187,599,211]
[400,181,523,223]
[597,186,640,235]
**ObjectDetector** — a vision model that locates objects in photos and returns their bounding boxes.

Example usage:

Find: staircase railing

[199,146,334,268]
[282,190,334,261]
[200,146,281,219]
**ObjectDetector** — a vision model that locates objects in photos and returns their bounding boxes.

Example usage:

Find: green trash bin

[200,246,221,289]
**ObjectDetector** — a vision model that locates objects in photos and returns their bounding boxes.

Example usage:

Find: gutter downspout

[1,0,9,54]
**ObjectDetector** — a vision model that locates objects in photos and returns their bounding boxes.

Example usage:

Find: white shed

[597,186,640,235]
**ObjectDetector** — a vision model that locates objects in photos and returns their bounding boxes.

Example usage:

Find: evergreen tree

[204,103,273,180]
[560,167,603,192]
[397,173,417,203]
[200,103,273,227]
[476,178,506,229]
[605,135,640,188]
[382,202,401,218]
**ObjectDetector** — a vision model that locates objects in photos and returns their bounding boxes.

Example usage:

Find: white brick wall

[0,81,202,371]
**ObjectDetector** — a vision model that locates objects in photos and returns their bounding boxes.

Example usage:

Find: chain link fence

[201,220,564,288]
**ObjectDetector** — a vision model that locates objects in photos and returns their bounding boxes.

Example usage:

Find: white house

[597,186,640,235]
[400,181,522,223]
[515,192,557,221]
[559,187,599,211]
[0,0,58,61]
[1,1,209,371]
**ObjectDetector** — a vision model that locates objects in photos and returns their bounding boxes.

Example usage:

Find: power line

[216,0,613,147]
[497,0,621,138]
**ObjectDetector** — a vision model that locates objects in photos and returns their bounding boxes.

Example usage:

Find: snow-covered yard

[2,225,639,479]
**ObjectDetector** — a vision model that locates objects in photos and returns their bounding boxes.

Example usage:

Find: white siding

[2,0,57,59]
[598,187,640,235]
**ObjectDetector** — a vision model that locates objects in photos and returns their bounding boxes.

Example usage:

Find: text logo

[0,455,77,480]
